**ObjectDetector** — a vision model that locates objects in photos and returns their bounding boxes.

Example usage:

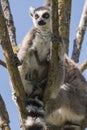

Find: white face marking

[32,10,51,29]
[34,10,49,17]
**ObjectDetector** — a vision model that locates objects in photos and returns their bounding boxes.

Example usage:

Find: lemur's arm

[11,28,36,66]
[12,28,43,66]
[17,28,36,62]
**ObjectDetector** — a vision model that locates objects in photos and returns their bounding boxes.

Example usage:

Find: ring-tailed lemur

[17,6,51,96]
[16,6,52,130]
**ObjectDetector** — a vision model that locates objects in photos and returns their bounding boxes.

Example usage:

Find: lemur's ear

[29,7,35,17]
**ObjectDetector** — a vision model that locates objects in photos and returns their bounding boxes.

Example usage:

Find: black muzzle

[38,20,46,26]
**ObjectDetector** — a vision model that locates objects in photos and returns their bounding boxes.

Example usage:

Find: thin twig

[72,0,87,63]
[0,59,7,68]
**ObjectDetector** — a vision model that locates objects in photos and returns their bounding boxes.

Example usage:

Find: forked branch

[0,2,26,127]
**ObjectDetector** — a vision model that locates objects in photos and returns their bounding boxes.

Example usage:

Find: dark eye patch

[35,14,39,19]
[42,12,49,19]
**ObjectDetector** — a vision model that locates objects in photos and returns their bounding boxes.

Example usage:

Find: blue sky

[0,1,87,130]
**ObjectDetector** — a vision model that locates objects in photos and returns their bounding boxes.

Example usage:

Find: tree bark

[0,2,26,128]
[72,0,87,63]
[1,0,17,46]
[44,0,64,103]
[58,0,72,54]
[0,95,11,130]
[44,0,72,55]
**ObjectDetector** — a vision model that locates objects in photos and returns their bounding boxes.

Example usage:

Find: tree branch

[58,0,72,54]
[43,0,50,7]
[0,2,26,127]
[79,59,87,72]
[43,0,72,55]
[72,0,87,63]
[1,0,17,46]
[44,0,65,102]
[0,59,7,68]
[0,95,11,130]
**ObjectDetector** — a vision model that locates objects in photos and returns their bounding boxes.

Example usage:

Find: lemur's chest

[33,33,51,61]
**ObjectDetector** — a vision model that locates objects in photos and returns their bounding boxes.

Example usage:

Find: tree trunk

[44,0,65,102]
[58,0,72,54]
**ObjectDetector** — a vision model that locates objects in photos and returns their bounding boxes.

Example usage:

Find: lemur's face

[30,7,51,30]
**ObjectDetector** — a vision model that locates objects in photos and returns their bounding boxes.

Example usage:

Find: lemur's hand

[12,45,19,54]
[12,45,22,66]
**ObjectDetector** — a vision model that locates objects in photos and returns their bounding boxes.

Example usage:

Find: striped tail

[25,98,47,130]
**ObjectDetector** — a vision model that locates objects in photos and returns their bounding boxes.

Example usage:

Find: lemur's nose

[38,20,46,26]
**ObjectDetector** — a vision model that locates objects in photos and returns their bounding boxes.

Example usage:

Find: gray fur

[45,55,87,130]
[17,7,51,96]
[17,7,52,129]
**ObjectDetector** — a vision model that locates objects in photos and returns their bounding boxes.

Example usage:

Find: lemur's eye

[42,13,49,19]
[35,14,39,19]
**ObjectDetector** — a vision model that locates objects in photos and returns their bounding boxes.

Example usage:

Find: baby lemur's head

[29,6,51,31]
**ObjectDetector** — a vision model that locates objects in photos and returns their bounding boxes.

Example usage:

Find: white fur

[29,6,35,16]
[25,116,46,129]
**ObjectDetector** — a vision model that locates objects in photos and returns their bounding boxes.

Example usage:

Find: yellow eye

[35,14,39,19]
[45,14,49,18]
